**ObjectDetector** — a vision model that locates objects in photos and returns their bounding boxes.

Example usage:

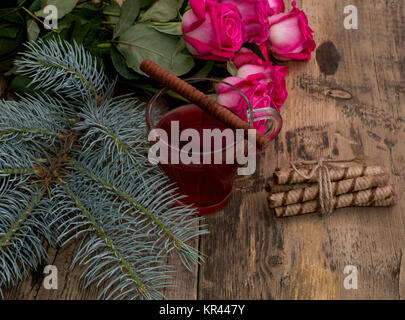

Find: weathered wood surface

[5,0,405,299]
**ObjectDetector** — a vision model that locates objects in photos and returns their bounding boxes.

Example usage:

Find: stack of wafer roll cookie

[266,165,398,218]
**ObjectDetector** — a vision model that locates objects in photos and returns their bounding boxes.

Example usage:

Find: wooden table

[5,0,405,300]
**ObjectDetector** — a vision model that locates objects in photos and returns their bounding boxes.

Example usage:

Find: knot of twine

[290,157,367,215]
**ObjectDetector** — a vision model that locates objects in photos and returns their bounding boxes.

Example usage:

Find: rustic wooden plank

[4,242,102,300]
[198,151,283,299]
[199,0,405,300]
[162,235,199,300]
[4,237,199,300]
[399,250,405,300]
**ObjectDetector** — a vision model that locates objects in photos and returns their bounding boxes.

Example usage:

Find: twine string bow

[290,157,366,215]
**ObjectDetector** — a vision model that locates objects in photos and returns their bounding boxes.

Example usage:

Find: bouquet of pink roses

[182,0,315,61]
[3,0,315,135]
[180,0,316,133]
[111,0,315,132]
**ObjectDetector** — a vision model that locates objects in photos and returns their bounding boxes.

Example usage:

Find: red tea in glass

[146,78,282,215]
[155,104,239,214]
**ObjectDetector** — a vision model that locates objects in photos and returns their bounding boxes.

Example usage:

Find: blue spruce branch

[0,177,54,298]
[0,38,208,299]
[16,39,110,104]
[52,182,171,300]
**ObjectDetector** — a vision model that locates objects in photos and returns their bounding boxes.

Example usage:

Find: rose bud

[182,0,244,61]
[268,1,316,61]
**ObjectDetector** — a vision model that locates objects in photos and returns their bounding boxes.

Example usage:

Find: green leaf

[79,1,102,11]
[141,0,183,22]
[62,14,92,44]
[36,0,79,19]
[0,25,23,56]
[139,0,156,8]
[26,19,40,41]
[57,13,75,30]
[72,20,90,44]
[177,0,186,12]
[113,0,140,38]
[152,22,182,35]
[194,61,215,77]
[28,0,43,12]
[1,11,22,24]
[83,15,102,46]
[51,13,97,45]
[103,2,121,23]
[41,25,70,41]
[110,46,140,80]
[226,61,238,77]
[75,7,104,21]
[0,27,20,39]
[117,23,194,76]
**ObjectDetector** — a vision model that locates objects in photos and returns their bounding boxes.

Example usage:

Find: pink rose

[217,62,288,134]
[215,0,272,44]
[182,0,244,61]
[236,62,289,111]
[268,1,316,61]
[268,0,285,15]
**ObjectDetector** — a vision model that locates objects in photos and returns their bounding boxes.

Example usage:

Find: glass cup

[146,78,282,215]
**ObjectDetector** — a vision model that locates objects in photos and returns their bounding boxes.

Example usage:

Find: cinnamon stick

[268,173,390,208]
[140,59,269,149]
[274,184,396,217]
[274,166,387,185]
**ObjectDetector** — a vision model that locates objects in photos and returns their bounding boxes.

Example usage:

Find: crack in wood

[399,249,405,300]
[294,74,353,101]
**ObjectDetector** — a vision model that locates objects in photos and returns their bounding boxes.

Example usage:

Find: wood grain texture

[5,0,405,300]
[199,0,405,300]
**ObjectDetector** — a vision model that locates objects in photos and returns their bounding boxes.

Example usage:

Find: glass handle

[264,108,283,141]
[250,107,283,141]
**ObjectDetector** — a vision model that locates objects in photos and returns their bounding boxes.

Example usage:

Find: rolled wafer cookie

[358,195,398,207]
[274,184,396,218]
[265,180,312,193]
[274,166,387,185]
[268,173,390,208]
